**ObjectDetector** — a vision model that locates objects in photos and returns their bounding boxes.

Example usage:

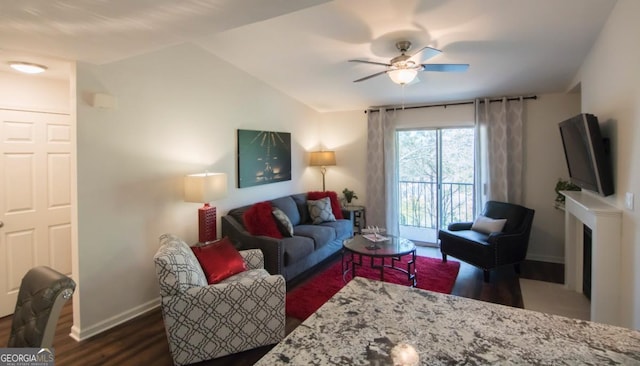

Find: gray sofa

[221,193,353,281]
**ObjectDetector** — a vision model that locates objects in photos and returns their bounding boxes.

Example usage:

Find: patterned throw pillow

[307,191,344,219]
[272,208,294,237]
[307,197,336,224]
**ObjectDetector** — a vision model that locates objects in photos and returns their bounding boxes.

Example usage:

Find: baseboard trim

[70,298,160,341]
[414,241,438,248]
[526,253,564,264]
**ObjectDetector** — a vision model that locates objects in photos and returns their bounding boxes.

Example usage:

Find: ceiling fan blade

[409,46,442,62]
[349,59,392,67]
[422,63,470,72]
[353,70,389,83]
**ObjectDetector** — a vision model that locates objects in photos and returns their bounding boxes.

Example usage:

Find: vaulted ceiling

[0,0,616,112]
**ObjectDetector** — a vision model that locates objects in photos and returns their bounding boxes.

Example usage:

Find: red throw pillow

[307,191,344,219]
[191,237,248,284]
[243,201,284,239]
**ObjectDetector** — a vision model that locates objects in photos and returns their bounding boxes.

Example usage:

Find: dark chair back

[8,266,76,348]
[483,200,534,234]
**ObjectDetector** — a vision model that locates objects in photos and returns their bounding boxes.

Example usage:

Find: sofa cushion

[441,229,490,246]
[294,224,337,249]
[271,196,301,226]
[191,237,248,284]
[319,219,352,240]
[282,236,315,265]
[272,208,294,237]
[307,191,344,219]
[227,205,250,230]
[219,268,271,284]
[439,229,494,267]
[291,193,310,224]
[243,201,283,239]
[308,197,336,224]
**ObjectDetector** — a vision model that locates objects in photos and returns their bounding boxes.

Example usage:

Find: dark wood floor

[0,247,563,366]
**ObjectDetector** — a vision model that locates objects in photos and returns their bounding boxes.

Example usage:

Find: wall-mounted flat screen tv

[558,113,614,196]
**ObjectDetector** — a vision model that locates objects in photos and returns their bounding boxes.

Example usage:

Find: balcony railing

[399,180,474,230]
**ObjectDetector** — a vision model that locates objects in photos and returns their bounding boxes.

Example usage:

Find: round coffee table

[342,234,417,287]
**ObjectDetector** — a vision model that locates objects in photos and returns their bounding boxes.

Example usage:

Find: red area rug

[286,256,460,321]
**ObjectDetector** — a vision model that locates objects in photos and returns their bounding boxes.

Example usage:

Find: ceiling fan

[349,41,469,85]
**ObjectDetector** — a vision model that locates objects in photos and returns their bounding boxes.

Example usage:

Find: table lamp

[309,151,336,191]
[184,172,228,243]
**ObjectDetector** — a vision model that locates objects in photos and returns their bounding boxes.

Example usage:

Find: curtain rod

[365,95,537,114]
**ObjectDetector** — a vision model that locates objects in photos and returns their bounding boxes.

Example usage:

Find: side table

[342,205,366,234]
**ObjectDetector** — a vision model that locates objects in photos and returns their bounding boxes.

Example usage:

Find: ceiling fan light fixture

[350,41,466,84]
[388,68,418,85]
[9,61,48,74]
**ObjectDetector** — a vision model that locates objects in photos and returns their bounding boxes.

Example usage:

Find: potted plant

[342,188,358,206]
[554,178,580,209]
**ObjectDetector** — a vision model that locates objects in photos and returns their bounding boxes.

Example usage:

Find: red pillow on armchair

[191,237,248,284]
[243,201,284,239]
[307,191,344,219]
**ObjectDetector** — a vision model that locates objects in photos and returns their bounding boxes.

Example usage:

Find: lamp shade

[184,172,228,203]
[309,151,336,166]
[388,68,418,85]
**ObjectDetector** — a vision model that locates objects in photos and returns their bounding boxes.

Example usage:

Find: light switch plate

[625,192,634,211]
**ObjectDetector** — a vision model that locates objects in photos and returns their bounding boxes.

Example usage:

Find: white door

[0,109,72,317]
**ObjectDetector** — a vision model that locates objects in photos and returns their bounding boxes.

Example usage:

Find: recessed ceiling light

[9,61,48,74]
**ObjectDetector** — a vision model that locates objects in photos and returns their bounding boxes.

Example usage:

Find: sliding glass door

[397,128,475,244]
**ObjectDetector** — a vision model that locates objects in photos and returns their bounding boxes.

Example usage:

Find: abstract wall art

[237,129,292,188]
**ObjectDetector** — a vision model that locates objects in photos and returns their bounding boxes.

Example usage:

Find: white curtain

[475,97,524,206]
[366,108,399,235]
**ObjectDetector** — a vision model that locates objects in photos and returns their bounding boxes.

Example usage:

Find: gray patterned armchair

[154,234,286,365]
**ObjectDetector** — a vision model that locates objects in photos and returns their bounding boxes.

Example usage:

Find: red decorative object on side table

[184,172,228,243]
[198,203,217,243]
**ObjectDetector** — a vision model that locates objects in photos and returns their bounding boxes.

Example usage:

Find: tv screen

[558,113,614,196]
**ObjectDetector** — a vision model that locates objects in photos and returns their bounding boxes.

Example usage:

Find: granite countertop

[256,277,640,365]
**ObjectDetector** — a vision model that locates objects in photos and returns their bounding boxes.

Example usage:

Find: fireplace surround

[561,190,621,326]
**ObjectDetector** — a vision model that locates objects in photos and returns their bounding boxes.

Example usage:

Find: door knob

[0,221,3,228]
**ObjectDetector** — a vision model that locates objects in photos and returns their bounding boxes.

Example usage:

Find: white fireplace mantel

[561,190,622,326]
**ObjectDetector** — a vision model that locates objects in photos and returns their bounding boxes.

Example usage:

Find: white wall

[574,0,640,329]
[523,93,580,262]
[74,43,322,338]
[0,71,69,113]
[394,103,475,129]
[317,110,368,204]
